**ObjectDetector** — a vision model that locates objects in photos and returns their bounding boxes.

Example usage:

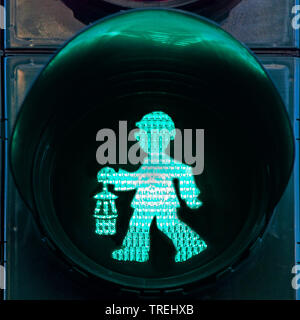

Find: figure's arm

[109,169,139,191]
[178,166,202,209]
[98,167,139,191]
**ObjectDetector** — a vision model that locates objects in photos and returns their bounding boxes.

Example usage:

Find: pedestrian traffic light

[9,9,294,294]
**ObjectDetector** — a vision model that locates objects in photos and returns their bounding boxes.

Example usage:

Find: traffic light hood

[11,8,294,213]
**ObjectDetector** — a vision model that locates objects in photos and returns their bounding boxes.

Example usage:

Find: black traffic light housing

[9,9,295,296]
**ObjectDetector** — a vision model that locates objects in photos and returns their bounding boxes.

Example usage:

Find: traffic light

[8,9,294,296]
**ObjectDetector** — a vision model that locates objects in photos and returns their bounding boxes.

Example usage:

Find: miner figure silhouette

[96,111,207,263]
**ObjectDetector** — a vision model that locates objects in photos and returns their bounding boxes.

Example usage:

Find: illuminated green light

[94,112,207,262]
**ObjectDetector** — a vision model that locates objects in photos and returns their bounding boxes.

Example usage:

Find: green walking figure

[96,111,207,263]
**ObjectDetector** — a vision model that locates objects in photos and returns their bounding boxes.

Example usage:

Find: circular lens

[34,91,267,287]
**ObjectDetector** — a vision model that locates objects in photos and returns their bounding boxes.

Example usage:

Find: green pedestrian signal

[95,111,207,263]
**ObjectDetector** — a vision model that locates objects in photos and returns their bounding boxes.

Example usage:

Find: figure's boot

[173,225,207,262]
[112,246,149,262]
[158,220,207,263]
[112,227,150,262]
[174,241,207,262]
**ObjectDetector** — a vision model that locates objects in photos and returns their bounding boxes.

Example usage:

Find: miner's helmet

[135,111,176,140]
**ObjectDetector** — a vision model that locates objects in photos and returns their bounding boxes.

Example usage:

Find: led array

[94,111,207,262]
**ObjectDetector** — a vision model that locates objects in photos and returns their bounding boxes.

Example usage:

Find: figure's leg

[112,209,154,262]
[156,210,207,262]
